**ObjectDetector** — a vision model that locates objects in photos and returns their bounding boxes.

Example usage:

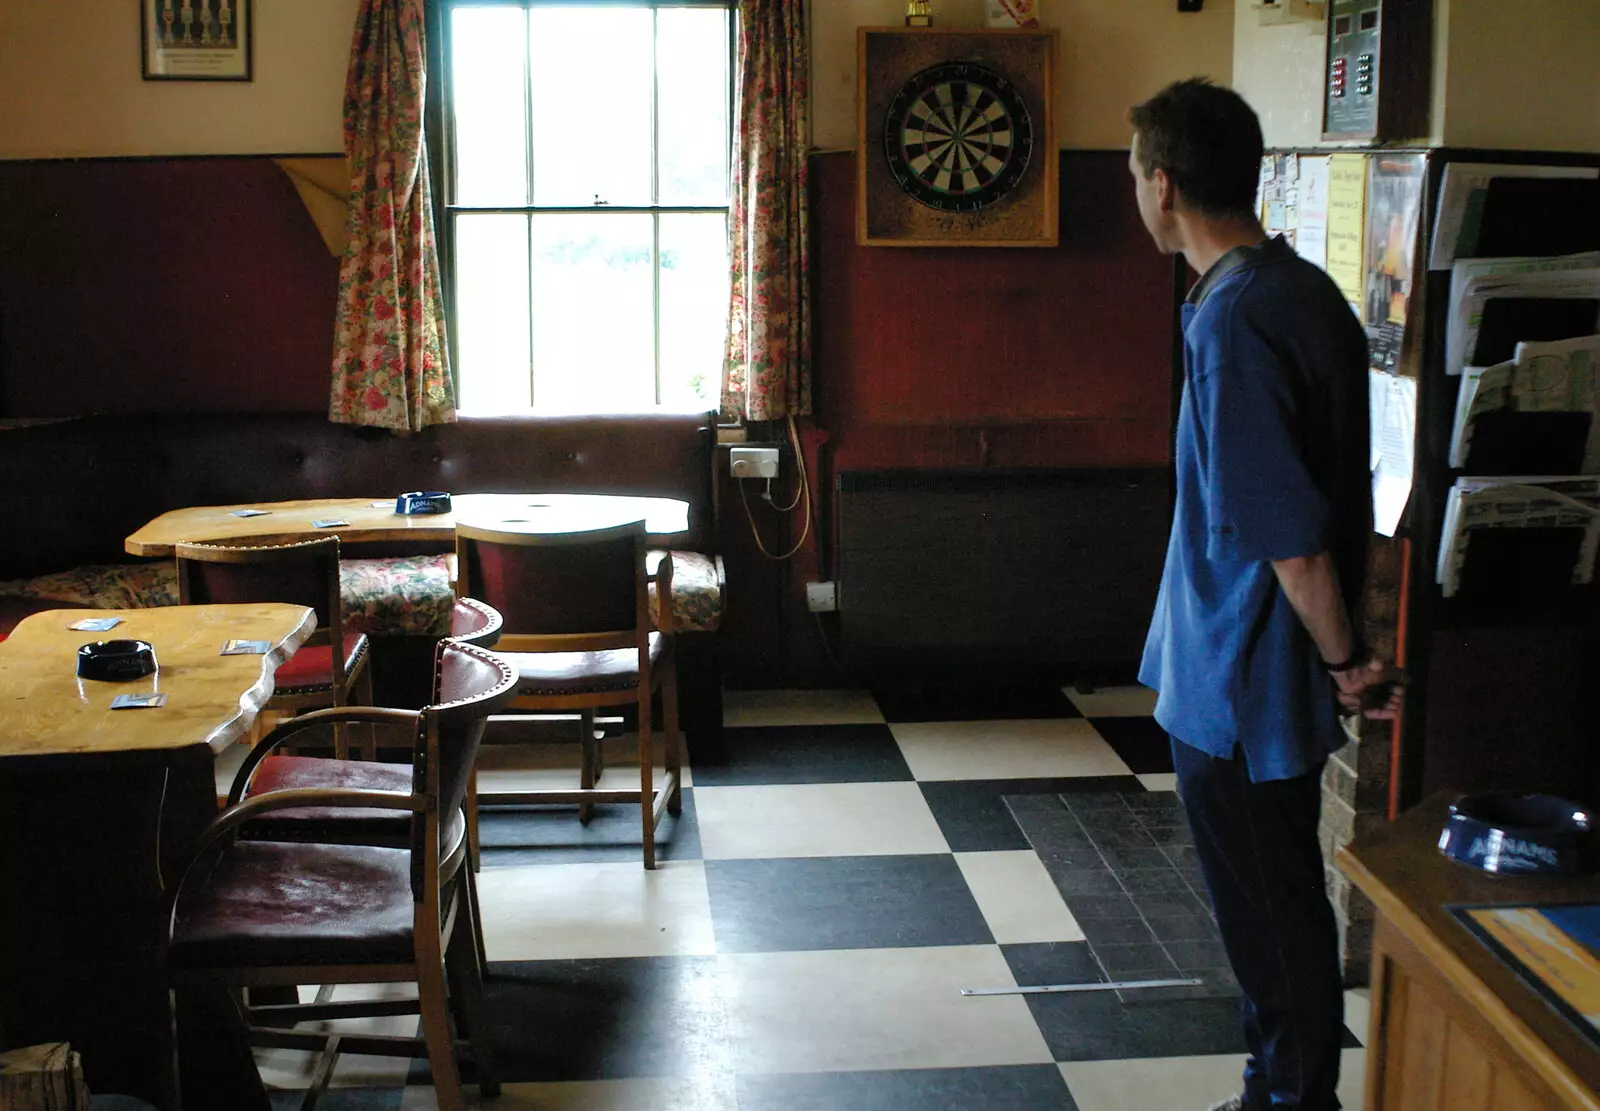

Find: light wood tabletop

[0,603,315,759]
[125,493,693,557]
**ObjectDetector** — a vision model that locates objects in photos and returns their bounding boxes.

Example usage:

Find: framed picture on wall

[858,28,1058,247]
[142,0,253,82]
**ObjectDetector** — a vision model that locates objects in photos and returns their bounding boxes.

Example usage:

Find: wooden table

[125,492,693,556]
[1338,795,1600,1111]
[0,604,315,1108]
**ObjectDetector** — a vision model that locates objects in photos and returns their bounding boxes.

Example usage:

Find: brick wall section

[1321,537,1403,984]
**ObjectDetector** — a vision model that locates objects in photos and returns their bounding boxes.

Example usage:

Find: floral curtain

[329,0,454,432]
[722,0,812,422]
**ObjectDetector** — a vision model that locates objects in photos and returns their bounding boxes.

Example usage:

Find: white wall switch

[805,581,838,612]
[730,445,780,480]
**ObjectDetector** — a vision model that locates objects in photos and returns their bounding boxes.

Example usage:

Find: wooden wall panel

[0,158,337,417]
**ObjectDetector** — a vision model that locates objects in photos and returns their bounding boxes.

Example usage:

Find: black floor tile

[922,776,1145,853]
[464,957,732,1082]
[689,723,913,786]
[1086,716,1174,774]
[269,1091,400,1111]
[870,674,1083,723]
[737,1065,1078,1111]
[705,855,992,953]
[477,788,700,867]
[1001,942,1249,1061]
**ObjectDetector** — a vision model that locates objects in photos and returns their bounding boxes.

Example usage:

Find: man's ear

[1153,168,1176,214]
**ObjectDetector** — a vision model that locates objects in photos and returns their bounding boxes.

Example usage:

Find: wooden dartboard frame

[858,28,1058,248]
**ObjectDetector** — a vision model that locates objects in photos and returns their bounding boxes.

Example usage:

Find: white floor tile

[399,1077,740,1110]
[721,945,1053,1074]
[1138,772,1179,792]
[475,860,715,961]
[1345,987,1372,1047]
[1064,685,1158,718]
[891,719,1133,782]
[694,782,949,859]
[213,738,251,800]
[955,850,1085,944]
[722,689,884,727]
[254,982,417,1092]
[1059,1047,1366,1110]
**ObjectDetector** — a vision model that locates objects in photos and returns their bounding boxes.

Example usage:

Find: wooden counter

[1338,795,1600,1110]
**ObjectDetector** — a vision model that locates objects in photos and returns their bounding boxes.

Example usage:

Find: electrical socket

[730,446,780,480]
[805,581,838,612]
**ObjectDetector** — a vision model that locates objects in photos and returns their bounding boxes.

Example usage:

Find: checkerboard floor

[258,682,1370,1111]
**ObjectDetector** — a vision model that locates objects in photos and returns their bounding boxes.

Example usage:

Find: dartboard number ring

[883,60,1034,213]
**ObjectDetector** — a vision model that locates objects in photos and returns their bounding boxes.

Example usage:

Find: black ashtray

[77,639,158,682]
[396,491,452,515]
[1439,792,1593,876]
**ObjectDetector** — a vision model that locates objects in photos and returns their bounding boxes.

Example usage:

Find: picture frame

[142,0,253,82]
[858,28,1058,248]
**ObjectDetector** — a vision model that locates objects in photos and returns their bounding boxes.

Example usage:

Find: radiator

[835,468,1170,667]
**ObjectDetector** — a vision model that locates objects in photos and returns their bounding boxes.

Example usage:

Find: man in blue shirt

[1128,79,1399,1111]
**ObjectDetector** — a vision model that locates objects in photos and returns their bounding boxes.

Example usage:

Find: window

[444,2,733,414]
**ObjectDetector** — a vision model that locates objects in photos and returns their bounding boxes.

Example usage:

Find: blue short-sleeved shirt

[1139,236,1372,782]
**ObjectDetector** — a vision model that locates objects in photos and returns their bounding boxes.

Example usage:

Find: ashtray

[77,639,158,682]
[1438,792,1593,876]
[396,491,452,515]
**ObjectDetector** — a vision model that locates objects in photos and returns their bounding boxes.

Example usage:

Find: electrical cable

[739,414,812,561]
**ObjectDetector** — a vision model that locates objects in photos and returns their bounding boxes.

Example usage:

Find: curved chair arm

[447,597,504,649]
[648,551,676,637]
[227,706,423,807]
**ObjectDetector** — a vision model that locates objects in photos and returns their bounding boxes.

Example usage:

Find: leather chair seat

[241,757,468,851]
[274,633,370,693]
[169,840,414,969]
[501,632,663,696]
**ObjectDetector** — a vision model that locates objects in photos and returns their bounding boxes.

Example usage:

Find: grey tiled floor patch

[1004,791,1240,1002]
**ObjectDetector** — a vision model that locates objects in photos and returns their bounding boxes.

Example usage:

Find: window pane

[455,214,531,412]
[657,9,730,207]
[451,8,528,207]
[531,214,655,412]
[529,10,653,207]
[659,213,728,411]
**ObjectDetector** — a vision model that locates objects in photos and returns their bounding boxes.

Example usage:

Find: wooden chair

[175,537,373,755]
[166,641,517,1111]
[455,519,682,870]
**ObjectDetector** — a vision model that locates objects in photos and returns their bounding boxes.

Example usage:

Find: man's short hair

[1129,78,1264,219]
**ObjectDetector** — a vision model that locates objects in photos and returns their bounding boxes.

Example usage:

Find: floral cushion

[0,555,456,638]
[646,550,724,633]
[339,554,454,637]
[0,562,181,610]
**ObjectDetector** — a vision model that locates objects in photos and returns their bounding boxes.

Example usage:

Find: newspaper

[1428,162,1600,271]
[1445,257,1600,376]
[1448,336,1600,471]
[1436,476,1600,597]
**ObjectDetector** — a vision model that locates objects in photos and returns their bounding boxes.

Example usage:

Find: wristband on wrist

[1323,641,1370,673]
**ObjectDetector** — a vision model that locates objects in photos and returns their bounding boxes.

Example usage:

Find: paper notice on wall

[1295,156,1331,272]
[1371,371,1417,537]
[1327,154,1368,308]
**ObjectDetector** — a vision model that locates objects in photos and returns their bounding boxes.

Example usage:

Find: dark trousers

[1171,738,1345,1111]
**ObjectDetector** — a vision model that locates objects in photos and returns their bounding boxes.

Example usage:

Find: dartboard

[883,60,1034,213]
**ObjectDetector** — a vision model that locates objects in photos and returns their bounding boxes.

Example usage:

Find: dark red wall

[0,158,337,416]
[719,151,1177,684]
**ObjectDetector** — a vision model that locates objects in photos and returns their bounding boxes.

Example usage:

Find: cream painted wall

[1231,7,1331,148]
[1438,0,1600,152]
[812,0,1235,152]
[0,0,360,159]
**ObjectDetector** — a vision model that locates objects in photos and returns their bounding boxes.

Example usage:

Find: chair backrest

[174,536,343,632]
[454,520,647,643]
[414,640,517,891]
[446,596,503,648]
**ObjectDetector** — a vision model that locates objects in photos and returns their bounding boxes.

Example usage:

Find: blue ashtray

[77,639,158,682]
[396,491,451,515]
[1438,793,1593,876]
